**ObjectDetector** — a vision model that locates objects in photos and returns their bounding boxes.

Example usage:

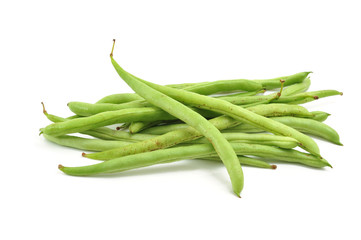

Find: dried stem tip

[110,39,116,57]
[41,102,47,114]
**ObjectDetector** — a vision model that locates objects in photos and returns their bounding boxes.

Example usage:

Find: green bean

[43,134,132,151]
[243,104,313,117]
[40,106,217,137]
[110,41,244,196]
[281,77,311,96]
[216,89,266,98]
[41,102,67,123]
[84,104,311,160]
[284,90,343,104]
[129,121,162,134]
[42,134,276,169]
[218,88,341,107]
[41,107,168,136]
[254,72,311,90]
[59,142,330,177]
[41,103,149,141]
[131,73,320,156]
[191,133,298,149]
[311,111,330,122]
[226,116,327,133]
[96,93,143,104]
[227,116,342,145]
[181,79,263,95]
[68,101,149,117]
[269,117,342,145]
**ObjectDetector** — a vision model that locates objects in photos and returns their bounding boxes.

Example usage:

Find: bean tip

[313,96,319,100]
[110,39,116,57]
[116,126,121,130]
[58,164,64,170]
[41,102,47,114]
[271,165,277,169]
[340,92,343,96]
[82,152,86,157]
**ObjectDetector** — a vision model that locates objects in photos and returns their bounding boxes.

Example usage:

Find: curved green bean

[110,43,244,196]
[270,117,342,145]
[226,116,342,145]
[59,142,330,177]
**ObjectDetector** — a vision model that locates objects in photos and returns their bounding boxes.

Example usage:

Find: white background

[1,0,360,239]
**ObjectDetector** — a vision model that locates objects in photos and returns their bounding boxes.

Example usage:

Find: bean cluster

[40,40,343,197]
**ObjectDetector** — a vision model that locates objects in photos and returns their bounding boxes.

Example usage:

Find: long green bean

[110,41,244,196]
[59,142,330,177]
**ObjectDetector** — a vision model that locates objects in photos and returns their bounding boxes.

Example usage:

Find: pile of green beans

[40,40,343,197]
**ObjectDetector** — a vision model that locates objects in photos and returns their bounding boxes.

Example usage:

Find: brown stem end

[41,102,47,114]
[110,39,116,57]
